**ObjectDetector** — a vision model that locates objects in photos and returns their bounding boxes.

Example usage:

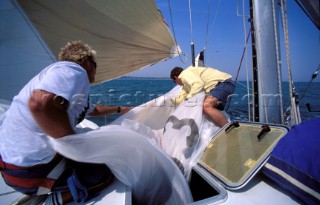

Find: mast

[251,0,283,124]
[191,42,195,66]
[249,0,259,122]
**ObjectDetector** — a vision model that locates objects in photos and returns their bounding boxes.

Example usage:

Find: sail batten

[17,0,178,84]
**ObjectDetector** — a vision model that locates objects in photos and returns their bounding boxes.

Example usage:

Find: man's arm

[28,90,75,138]
[171,89,188,106]
[186,81,204,99]
[88,105,132,116]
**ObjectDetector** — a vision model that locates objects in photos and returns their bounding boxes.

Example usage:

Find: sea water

[88,77,320,126]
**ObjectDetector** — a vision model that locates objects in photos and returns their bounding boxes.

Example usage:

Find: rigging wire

[188,0,194,44]
[225,0,252,119]
[188,0,196,66]
[204,0,211,51]
[280,0,301,125]
[299,64,320,102]
[239,0,252,121]
[233,28,251,80]
[242,0,253,121]
[242,0,251,122]
[272,0,285,124]
[167,0,187,64]
[225,28,252,112]
[203,0,222,62]
[202,0,212,64]
[187,0,223,65]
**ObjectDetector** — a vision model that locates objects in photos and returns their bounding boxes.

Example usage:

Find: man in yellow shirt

[170,66,235,128]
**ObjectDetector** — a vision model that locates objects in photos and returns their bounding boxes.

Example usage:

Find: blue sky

[128,0,320,82]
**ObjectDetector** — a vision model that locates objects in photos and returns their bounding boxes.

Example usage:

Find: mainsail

[16,0,179,84]
[295,0,320,30]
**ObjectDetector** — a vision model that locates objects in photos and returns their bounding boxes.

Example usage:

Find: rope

[280,0,301,125]
[272,0,284,124]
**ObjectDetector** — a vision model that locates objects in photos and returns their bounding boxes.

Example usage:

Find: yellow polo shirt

[172,66,232,105]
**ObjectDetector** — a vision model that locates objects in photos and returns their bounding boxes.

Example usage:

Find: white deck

[0,176,22,205]
[1,170,303,205]
[223,173,300,205]
[189,165,301,205]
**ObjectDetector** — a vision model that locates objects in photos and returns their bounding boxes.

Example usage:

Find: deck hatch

[199,122,288,189]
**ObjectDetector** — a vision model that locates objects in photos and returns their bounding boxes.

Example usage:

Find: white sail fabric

[49,125,193,205]
[0,86,225,204]
[0,1,55,101]
[17,0,180,84]
[48,86,225,204]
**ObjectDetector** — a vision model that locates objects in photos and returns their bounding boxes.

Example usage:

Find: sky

[128,0,320,82]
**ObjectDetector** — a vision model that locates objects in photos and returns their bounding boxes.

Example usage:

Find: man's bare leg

[203,96,228,128]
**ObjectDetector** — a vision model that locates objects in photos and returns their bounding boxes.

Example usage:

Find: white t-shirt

[0,61,91,166]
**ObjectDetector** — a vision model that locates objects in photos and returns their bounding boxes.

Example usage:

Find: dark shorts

[210,79,235,102]
[54,160,113,192]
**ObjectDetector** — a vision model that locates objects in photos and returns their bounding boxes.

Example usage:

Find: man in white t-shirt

[0,41,132,204]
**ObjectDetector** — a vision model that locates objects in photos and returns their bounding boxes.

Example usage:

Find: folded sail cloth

[48,125,193,205]
[48,86,223,204]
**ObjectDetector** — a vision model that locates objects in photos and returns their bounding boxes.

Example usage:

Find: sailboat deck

[0,176,131,205]
[1,170,301,205]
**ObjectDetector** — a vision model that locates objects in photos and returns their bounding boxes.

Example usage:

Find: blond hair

[58,40,96,64]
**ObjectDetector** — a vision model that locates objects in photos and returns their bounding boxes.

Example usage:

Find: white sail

[16,0,179,85]
[0,0,179,100]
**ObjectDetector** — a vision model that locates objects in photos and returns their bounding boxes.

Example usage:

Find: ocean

[87,77,320,126]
